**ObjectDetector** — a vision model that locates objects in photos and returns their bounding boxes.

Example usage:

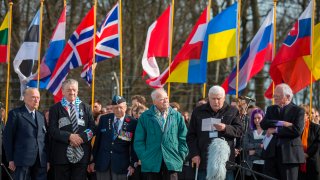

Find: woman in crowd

[298,104,320,180]
[130,103,148,180]
[243,109,266,180]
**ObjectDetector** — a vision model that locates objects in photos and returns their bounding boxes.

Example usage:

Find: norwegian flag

[46,7,94,102]
[81,3,120,85]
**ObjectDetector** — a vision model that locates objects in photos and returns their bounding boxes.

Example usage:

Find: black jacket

[3,105,47,167]
[303,122,320,180]
[48,102,95,165]
[92,113,137,174]
[260,102,305,164]
[187,103,243,170]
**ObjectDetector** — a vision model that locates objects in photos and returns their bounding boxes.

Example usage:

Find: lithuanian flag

[0,12,9,63]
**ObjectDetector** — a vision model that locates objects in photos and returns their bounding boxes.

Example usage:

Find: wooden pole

[91,0,97,110]
[235,0,241,98]
[37,0,44,88]
[5,1,13,123]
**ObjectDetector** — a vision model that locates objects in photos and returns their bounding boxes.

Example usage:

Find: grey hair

[151,88,167,101]
[208,85,225,97]
[23,87,39,97]
[276,83,293,101]
[62,79,78,90]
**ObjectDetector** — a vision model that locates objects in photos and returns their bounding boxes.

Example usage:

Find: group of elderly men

[2,78,305,180]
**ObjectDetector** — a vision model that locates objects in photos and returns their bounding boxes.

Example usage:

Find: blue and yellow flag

[201,2,237,62]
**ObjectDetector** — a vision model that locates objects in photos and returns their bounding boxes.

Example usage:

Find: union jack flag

[47,7,94,101]
[81,3,120,85]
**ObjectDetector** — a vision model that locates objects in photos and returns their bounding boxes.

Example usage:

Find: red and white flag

[142,5,172,79]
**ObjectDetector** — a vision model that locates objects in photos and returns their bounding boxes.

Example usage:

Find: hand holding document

[201,118,221,131]
[263,134,273,150]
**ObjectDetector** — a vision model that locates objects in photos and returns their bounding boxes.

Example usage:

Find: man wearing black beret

[91,95,138,180]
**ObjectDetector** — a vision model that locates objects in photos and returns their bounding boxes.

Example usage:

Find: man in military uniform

[91,95,137,180]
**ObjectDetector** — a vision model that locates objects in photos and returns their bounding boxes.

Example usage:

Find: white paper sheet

[201,118,221,131]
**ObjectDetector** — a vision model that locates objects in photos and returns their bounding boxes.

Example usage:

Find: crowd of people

[0,79,320,180]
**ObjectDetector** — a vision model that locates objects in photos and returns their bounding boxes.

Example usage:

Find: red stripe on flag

[0,45,7,63]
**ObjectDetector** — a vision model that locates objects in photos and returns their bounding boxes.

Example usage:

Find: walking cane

[192,162,198,180]
[195,167,198,180]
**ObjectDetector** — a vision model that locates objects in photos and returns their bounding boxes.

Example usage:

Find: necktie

[69,103,79,133]
[66,103,84,163]
[114,118,120,139]
[31,112,35,120]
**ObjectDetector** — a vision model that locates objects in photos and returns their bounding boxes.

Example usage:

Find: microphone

[207,138,230,180]
[239,96,256,102]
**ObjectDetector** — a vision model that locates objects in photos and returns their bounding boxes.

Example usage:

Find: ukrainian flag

[201,2,237,62]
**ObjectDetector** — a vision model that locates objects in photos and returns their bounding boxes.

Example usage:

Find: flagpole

[91,0,97,110]
[5,1,13,123]
[37,0,44,89]
[235,0,241,99]
[272,0,277,105]
[118,0,123,96]
[202,0,211,98]
[310,0,315,113]
[168,0,174,98]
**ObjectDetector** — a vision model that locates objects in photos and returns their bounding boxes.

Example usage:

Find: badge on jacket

[59,117,71,128]
[118,118,133,141]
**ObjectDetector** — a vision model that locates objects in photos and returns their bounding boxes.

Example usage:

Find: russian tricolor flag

[222,9,274,94]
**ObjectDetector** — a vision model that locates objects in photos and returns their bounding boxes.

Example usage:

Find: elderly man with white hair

[134,88,188,180]
[187,85,243,180]
[260,83,305,180]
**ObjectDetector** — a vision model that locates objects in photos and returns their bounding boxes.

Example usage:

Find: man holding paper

[260,83,305,180]
[187,85,243,180]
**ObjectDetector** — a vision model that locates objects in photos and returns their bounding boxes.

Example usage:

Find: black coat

[48,102,95,165]
[303,122,320,180]
[3,105,47,167]
[187,103,243,170]
[260,102,305,164]
[92,113,137,174]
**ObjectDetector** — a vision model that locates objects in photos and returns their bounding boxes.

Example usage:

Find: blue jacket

[93,113,137,174]
[3,105,47,167]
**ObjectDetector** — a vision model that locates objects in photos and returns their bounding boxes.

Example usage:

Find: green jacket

[134,106,188,172]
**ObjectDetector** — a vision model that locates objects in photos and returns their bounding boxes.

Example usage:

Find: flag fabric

[146,8,208,88]
[201,2,237,63]
[81,3,120,85]
[13,10,40,99]
[222,9,274,94]
[265,2,312,98]
[28,7,66,89]
[0,12,9,63]
[47,7,94,101]
[142,5,171,79]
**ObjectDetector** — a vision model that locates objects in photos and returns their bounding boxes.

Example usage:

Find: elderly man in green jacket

[134,88,188,180]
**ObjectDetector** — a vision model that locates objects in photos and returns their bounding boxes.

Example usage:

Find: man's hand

[283,121,293,127]
[8,161,16,171]
[47,162,50,172]
[304,153,309,158]
[127,166,135,176]
[235,149,240,157]
[260,144,264,149]
[87,163,95,173]
[191,155,201,168]
[266,128,277,137]
[249,150,255,156]
[69,134,83,147]
[213,123,226,131]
